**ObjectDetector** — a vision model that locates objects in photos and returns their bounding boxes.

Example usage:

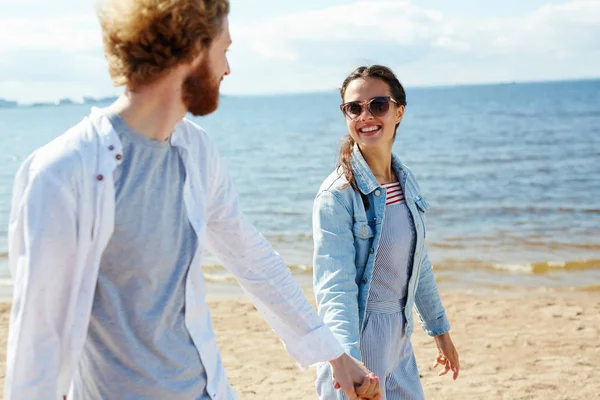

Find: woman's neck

[360,146,396,185]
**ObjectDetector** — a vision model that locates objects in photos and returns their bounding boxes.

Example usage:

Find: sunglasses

[340,96,399,120]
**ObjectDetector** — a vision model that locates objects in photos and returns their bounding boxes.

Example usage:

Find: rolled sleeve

[414,251,450,336]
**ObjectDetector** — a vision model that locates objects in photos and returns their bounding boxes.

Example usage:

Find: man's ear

[189,51,206,68]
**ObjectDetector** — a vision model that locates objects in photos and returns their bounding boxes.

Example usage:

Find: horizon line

[1,76,599,107]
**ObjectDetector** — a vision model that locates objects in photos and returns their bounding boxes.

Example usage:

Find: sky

[0,0,599,103]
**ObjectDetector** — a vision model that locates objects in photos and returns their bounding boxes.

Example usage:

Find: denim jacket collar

[350,144,406,195]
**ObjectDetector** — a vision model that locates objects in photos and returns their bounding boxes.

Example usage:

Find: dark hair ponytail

[336,65,406,192]
[339,134,371,210]
[339,134,357,190]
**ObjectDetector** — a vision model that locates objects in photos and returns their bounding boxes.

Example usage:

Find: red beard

[181,56,220,117]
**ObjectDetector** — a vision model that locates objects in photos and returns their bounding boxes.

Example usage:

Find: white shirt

[5,108,344,400]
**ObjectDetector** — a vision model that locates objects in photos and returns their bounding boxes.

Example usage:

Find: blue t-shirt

[73,111,209,399]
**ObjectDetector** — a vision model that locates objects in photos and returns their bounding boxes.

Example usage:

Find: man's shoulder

[176,118,216,154]
[24,117,95,185]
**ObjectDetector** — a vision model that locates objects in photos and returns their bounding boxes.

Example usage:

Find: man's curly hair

[97,0,229,90]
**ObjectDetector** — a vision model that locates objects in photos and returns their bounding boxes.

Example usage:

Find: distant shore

[0,96,119,109]
[3,76,598,109]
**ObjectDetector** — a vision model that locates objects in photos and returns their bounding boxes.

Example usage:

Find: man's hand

[329,353,382,400]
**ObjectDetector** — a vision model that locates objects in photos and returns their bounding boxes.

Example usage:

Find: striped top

[382,182,404,205]
[367,199,415,305]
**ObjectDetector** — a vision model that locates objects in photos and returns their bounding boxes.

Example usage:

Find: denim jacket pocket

[415,195,429,213]
[353,221,374,271]
[353,221,374,239]
[414,195,429,237]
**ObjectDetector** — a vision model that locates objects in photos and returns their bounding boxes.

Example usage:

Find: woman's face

[341,77,404,152]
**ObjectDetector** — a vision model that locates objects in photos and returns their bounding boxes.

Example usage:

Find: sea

[1,79,599,296]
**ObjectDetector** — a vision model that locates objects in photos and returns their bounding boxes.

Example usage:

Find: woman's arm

[313,190,362,361]
[414,250,450,336]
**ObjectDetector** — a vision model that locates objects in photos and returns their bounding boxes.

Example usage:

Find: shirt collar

[350,143,408,195]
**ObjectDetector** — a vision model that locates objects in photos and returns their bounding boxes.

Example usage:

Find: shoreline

[1,256,599,301]
[0,289,597,398]
[0,273,599,304]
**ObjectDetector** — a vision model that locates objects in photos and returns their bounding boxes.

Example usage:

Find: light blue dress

[316,198,425,400]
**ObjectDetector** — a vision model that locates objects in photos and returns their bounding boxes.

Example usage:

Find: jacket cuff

[289,324,345,369]
[423,313,451,337]
[342,344,362,362]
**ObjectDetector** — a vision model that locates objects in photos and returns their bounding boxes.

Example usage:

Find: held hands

[433,332,460,380]
[330,353,383,400]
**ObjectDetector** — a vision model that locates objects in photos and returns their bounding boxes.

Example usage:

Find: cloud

[232,0,453,62]
[0,13,108,103]
[448,0,600,57]
[221,0,600,94]
[0,15,101,53]
[236,0,600,60]
[1,0,599,102]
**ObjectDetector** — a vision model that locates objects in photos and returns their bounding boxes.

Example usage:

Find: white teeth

[361,126,379,133]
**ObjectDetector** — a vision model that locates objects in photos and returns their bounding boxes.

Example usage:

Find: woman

[313,65,459,400]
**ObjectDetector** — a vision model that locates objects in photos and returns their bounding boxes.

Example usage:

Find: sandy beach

[0,288,598,399]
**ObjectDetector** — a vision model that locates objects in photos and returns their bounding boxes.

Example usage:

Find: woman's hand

[433,332,460,380]
[330,353,383,400]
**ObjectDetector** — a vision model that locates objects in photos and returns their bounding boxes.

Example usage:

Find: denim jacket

[312,145,450,362]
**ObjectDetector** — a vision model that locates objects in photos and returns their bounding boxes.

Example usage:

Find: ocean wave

[441,236,499,243]
[519,242,600,251]
[451,205,600,215]
[266,233,312,241]
[421,258,600,273]
[288,264,312,272]
[273,210,304,216]
[581,285,600,292]
[199,259,600,284]
[0,259,596,288]
[201,264,227,272]
[485,259,600,274]
[431,240,600,251]
[430,243,469,249]
[491,110,600,119]
[202,273,238,284]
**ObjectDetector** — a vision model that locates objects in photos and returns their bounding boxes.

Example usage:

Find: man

[4,1,382,399]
